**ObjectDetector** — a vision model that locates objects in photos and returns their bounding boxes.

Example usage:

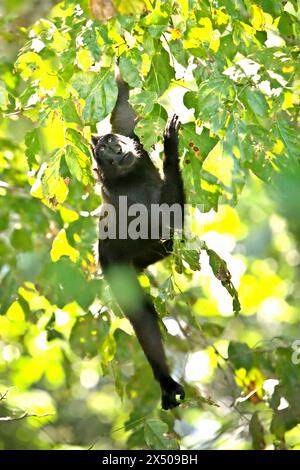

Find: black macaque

[91,71,185,410]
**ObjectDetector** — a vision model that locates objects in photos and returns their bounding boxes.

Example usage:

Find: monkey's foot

[160,376,185,410]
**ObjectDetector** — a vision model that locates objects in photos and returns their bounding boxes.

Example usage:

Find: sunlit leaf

[59,206,79,223]
[76,49,93,71]
[145,48,174,96]
[50,229,79,263]
[71,69,118,123]
[250,5,265,31]
[113,0,146,15]
[6,301,25,322]
[16,51,44,81]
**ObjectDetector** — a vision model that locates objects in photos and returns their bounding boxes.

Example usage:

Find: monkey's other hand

[164,114,181,146]
[160,375,185,410]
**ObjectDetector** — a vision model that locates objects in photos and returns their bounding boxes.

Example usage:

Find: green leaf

[135,115,166,151]
[271,409,299,439]
[71,69,118,123]
[180,123,220,208]
[46,313,65,342]
[119,54,142,88]
[64,128,93,185]
[276,118,300,160]
[278,12,294,37]
[142,4,170,37]
[182,250,200,271]
[114,328,134,363]
[81,23,101,60]
[270,376,300,440]
[191,77,234,124]
[65,144,92,185]
[44,259,102,309]
[144,419,179,450]
[183,91,198,113]
[129,90,157,114]
[181,123,218,164]
[0,272,17,314]
[255,0,282,16]
[169,39,188,66]
[206,248,241,314]
[41,149,64,199]
[62,99,82,126]
[65,128,90,157]
[154,297,167,316]
[70,312,104,359]
[101,333,117,366]
[145,48,174,97]
[201,322,224,338]
[50,228,79,263]
[243,89,269,118]
[25,129,40,170]
[174,255,183,274]
[249,412,266,450]
[228,341,253,370]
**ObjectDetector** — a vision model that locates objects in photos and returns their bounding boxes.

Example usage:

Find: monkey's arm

[161,115,185,225]
[99,245,184,409]
[110,68,137,138]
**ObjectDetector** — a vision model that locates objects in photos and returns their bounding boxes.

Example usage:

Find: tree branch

[0,412,55,422]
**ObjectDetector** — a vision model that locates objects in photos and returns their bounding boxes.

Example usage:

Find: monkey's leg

[100,254,185,409]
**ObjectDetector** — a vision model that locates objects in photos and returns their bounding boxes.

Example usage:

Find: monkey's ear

[91,134,100,147]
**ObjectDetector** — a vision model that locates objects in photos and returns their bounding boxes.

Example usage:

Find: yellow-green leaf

[51,229,79,263]
[76,49,93,71]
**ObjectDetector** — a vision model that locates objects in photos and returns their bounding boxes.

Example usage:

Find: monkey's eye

[99,145,105,152]
[107,136,113,143]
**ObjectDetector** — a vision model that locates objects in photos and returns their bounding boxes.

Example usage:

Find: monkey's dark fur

[91,72,185,409]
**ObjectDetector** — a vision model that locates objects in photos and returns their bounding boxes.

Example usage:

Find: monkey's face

[91,134,140,179]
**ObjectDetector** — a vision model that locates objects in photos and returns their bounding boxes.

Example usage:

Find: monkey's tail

[110,64,138,138]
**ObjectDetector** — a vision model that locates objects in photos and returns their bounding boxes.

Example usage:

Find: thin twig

[0,412,55,422]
